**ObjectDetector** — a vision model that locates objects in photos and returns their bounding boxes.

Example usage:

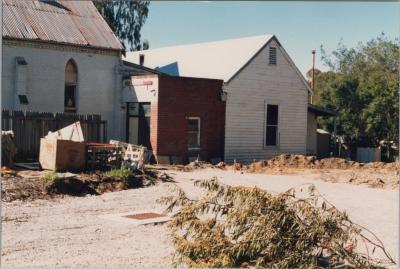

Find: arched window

[64,59,77,113]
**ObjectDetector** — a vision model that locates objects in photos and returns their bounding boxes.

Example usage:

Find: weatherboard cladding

[2,0,123,50]
[224,39,308,162]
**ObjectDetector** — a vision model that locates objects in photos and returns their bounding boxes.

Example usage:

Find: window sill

[263,145,280,150]
[64,108,77,113]
[188,147,201,151]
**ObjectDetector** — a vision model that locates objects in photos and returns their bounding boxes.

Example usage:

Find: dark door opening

[126,102,151,149]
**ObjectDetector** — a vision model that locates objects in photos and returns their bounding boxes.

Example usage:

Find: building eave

[308,104,338,117]
[3,36,123,52]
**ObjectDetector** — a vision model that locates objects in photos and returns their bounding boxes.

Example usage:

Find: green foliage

[42,171,64,194]
[315,34,399,146]
[43,171,59,184]
[94,0,150,51]
[160,178,395,268]
[105,168,136,187]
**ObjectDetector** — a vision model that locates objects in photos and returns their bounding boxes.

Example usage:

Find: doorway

[126,102,151,149]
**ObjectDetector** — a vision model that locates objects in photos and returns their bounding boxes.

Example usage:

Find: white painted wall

[2,43,123,139]
[122,75,159,103]
[224,39,309,163]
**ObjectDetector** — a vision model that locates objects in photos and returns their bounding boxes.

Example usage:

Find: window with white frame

[187,117,200,149]
[265,104,279,146]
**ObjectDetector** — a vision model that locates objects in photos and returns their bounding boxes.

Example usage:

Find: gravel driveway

[2,168,398,267]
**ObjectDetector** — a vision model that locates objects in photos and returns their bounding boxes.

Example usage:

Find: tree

[315,34,399,146]
[159,178,396,268]
[94,1,150,51]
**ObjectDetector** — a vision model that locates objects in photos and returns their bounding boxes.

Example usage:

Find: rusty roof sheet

[2,0,123,51]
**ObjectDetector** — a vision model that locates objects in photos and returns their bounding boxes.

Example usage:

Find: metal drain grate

[124,212,165,220]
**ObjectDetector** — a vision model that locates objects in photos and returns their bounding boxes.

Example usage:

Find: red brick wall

[153,75,225,163]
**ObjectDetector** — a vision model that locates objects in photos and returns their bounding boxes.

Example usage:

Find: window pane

[267,105,278,125]
[188,133,199,147]
[140,103,151,117]
[64,85,76,108]
[187,119,199,132]
[266,126,277,146]
[128,103,139,116]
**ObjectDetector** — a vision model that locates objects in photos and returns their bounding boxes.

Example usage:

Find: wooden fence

[2,110,107,161]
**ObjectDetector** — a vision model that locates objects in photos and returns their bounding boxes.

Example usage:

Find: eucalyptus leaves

[159,178,395,268]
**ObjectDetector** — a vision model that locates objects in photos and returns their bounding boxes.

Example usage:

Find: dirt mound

[2,168,161,202]
[231,154,399,189]
[242,154,398,171]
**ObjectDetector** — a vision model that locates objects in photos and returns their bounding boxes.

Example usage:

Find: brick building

[122,74,225,164]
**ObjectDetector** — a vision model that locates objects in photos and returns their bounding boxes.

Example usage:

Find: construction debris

[39,122,86,171]
[242,154,398,170]
[1,167,161,202]
[14,162,41,170]
[232,154,399,189]
[44,121,84,142]
[86,142,121,170]
[110,140,148,170]
[2,130,16,168]
[39,137,86,171]
[1,166,18,177]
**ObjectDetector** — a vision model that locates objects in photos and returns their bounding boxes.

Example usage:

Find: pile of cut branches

[159,178,396,268]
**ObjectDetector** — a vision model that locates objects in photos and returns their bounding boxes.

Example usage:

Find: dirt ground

[1,167,398,267]
[180,155,399,189]
[1,168,161,202]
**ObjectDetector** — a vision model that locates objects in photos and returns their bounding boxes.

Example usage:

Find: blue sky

[140,1,399,76]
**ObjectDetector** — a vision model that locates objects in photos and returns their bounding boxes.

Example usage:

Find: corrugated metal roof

[2,0,123,51]
[124,35,274,82]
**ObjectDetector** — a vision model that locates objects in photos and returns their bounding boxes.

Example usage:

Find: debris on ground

[170,154,398,189]
[86,142,121,170]
[14,162,41,170]
[2,130,16,168]
[37,122,150,172]
[1,166,18,177]
[222,155,398,189]
[39,122,86,171]
[110,140,148,170]
[1,168,161,202]
[161,178,397,268]
[171,160,216,172]
[44,121,84,141]
[242,154,398,171]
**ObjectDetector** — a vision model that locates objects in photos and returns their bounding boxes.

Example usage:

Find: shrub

[105,168,138,187]
[42,171,59,183]
[42,171,64,194]
[160,178,395,268]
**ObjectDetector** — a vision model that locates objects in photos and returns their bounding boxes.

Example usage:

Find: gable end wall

[224,39,308,163]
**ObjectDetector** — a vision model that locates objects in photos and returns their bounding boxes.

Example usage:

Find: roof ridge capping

[132,34,274,52]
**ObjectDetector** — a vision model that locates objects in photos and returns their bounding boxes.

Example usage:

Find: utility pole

[311,49,316,104]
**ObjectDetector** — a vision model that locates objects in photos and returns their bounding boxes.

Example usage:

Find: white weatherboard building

[1,0,147,140]
[125,35,314,163]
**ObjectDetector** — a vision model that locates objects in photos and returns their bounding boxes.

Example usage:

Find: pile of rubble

[2,130,16,168]
[223,154,399,189]
[243,154,398,171]
[1,121,161,202]
[1,167,161,202]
